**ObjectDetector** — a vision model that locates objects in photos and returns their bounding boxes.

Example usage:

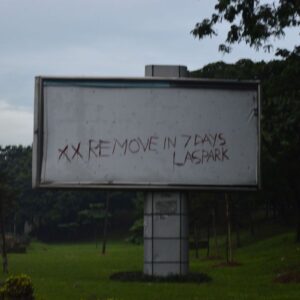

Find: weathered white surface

[144,192,188,276]
[39,81,259,188]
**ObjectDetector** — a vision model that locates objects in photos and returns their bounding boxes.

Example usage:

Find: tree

[127,192,144,245]
[189,192,214,258]
[192,0,300,56]
[0,169,12,274]
[78,202,106,248]
[225,193,233,263]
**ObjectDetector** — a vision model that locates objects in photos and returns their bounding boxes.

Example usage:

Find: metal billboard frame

[32,76,261,191]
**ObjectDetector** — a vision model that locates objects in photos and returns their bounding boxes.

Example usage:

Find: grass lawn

[1,232,299,300]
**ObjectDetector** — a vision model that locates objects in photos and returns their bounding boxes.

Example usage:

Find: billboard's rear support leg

[144,192,189,276]
[143,65,189,277]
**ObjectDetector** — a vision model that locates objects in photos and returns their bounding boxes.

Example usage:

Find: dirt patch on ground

[212,261,242,268]
[274,271,300,283]
[202,256,223,261]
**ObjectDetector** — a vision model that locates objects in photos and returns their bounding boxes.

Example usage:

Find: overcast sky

[0,0,298,146]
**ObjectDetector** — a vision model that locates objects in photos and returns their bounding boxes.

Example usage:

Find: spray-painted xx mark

[58,143,82,161]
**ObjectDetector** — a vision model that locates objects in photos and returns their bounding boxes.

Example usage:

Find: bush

[127,218,143,244]
[0,274,34,300]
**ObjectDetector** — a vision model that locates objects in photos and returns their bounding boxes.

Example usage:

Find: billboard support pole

[143,65,189,277]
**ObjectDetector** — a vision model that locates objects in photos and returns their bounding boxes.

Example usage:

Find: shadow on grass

[110,271,212,283]
[212,261,243,268]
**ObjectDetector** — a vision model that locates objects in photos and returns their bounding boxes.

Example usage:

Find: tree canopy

[192,0,300,56]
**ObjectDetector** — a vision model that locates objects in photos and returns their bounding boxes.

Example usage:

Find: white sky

[0,0,298,146]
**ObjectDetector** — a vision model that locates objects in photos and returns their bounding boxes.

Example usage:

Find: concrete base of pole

[143,192,189,277]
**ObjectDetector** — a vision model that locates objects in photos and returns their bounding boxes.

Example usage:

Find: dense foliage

[0,146,135,242]
[192,0,300,55]
[0,274,34,300]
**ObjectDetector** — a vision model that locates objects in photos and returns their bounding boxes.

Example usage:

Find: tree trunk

[95,224,98,248]
[272,199,277,221]
[102,191,110,255]
[13,214,17,237]
[235,201,241,248]
[296,190,300,243]
[249,198,255,237]
[0,199,8,274]
[265,197,270,220]
[226,193,232,264]
[194,222,199,259]
[206,218,210,257]
[212,201,219,257]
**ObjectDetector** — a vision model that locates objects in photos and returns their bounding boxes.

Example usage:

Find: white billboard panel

[33,77,260,190]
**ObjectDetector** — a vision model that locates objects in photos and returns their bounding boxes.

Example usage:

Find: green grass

[1,233,299,300]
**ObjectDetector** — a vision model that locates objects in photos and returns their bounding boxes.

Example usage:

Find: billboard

[33,77,260,190]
